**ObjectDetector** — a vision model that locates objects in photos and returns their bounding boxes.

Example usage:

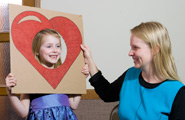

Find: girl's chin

[41,64,54,69]
[49,59,59,63]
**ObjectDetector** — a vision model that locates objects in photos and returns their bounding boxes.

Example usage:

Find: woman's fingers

[81,64,89,75]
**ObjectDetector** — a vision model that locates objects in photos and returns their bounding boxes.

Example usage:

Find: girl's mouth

[49,55,58,59]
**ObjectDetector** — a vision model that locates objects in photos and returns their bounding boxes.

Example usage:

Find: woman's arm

[6,73,30,118]
[169,86,185,119]
[68,94,81,110]
[81,44,127,102]
[89,71,126,102]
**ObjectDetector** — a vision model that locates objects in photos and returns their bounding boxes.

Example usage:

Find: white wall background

[41,0,185,89]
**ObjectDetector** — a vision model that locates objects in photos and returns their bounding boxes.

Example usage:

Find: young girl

[6,29,88,120]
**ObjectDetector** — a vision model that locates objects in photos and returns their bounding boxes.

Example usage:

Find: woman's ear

[156,45,160,54]
[153,45,160,55]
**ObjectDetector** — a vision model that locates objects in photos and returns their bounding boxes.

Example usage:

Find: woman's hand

[80,44,93,64]
[81,63,89,76]
[81,44,98,76]
[6,73,17,94]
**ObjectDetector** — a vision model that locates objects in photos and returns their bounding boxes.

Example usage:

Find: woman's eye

[47,46,51,48]
[133,46,139,49]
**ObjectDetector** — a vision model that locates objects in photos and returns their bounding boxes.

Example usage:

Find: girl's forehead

[41,34,61,43]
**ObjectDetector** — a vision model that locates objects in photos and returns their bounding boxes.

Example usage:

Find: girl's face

[38,34,61,68]
[128,34,153,71]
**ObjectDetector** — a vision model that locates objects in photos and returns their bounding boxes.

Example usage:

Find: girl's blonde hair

[131,21,179,81]
[32,28,62,68]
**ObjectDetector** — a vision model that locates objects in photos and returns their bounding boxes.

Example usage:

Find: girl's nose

[52,47,57,52]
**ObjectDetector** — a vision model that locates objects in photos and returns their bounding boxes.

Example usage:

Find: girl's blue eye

[47,46,51,48]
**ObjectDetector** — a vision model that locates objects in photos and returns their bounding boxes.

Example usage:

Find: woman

[81,21,185,119]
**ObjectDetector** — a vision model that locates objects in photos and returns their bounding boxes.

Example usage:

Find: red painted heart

[11,11,82,89]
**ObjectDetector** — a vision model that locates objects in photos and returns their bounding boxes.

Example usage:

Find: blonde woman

[81,22,185,119]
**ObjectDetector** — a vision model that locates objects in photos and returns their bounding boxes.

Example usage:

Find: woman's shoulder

[176,86,185,97]
[172,85,185,106]
[170,86,185,119]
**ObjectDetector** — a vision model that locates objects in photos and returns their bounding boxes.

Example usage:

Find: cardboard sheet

[9,4,86,94]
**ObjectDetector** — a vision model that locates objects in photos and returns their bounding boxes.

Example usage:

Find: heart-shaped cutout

[11,11,82,89]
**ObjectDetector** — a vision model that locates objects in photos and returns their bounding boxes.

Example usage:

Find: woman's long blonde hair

[131,21,179,81]
[32,28,62,68]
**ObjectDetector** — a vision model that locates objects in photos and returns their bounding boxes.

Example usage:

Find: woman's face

[38,34,61,68]
[128,34,153,70]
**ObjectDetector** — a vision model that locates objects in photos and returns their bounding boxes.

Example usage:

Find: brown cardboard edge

[0,87,99,99]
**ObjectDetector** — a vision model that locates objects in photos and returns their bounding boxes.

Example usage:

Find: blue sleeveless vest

[118,67,184,120]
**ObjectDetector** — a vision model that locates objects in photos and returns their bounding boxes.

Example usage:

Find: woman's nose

[128,49,133,56]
